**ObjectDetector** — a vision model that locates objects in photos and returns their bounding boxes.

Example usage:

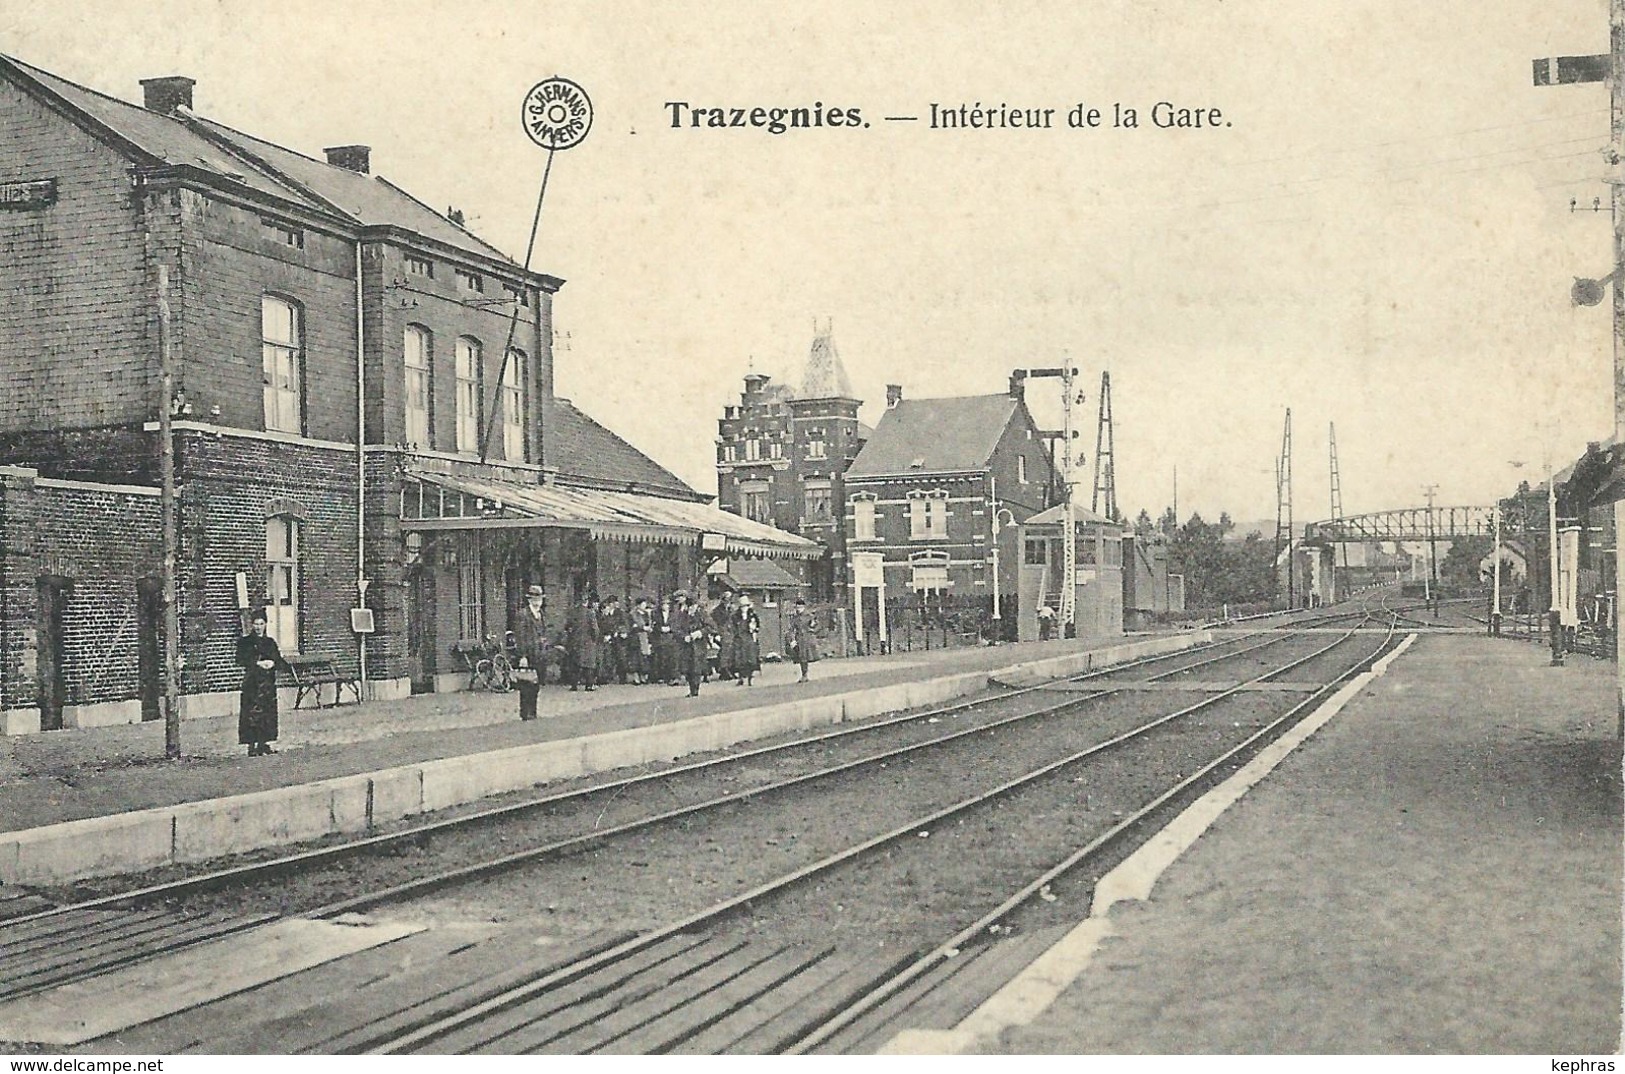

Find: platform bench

[284,655,361,710]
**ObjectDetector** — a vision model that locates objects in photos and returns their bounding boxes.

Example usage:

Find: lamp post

[987,481,1017,642]
[1549,459,1565,666]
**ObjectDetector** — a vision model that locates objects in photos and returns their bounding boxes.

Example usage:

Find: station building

[0,56,812,733]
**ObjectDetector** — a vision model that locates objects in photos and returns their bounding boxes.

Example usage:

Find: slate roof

[545,398,704,502]
[800,330,857,400]
[846,395,1020,477]
[2,55,530,273]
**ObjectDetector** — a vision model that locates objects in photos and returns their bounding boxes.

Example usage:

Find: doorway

[135,576,162,721]
[36,575,73,731]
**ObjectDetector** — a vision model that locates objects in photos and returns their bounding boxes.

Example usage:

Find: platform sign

[522,77,593,150]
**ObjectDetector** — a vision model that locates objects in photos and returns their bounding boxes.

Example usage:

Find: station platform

[918,632,1623,1054]
[0,632,1204,886]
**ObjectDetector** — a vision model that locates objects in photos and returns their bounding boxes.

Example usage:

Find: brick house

[842,379,1058,646]
[0,56,811,732]
[715,326,868,599]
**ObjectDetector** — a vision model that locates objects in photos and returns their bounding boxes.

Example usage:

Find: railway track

[1,599,1407,1054]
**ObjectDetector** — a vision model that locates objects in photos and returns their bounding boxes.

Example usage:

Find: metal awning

[399,471,822,561]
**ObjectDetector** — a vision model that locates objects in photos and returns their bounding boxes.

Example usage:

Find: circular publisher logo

[522,78,593,150]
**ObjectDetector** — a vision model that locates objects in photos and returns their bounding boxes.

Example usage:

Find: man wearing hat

[236,609,290,755]
[786,597,817,683]
[513,584,549,719]
[668,590,711,697]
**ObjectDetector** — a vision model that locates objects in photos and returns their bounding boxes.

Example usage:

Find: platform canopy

[399,471,821,561]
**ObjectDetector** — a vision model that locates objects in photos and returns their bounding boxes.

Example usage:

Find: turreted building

[716,327,868,598]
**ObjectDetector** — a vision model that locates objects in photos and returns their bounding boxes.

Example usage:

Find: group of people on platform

[234,588,822,751]
[509,587,819,720]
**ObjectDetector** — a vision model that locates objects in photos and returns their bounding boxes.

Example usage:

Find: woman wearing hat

[235,609,290,756]
[731,594,761,686]
[513,584,548,719]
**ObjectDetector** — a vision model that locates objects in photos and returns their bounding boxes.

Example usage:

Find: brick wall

[0,79,153,432]
[362,244,550,464]
[0,468,160,712]
[174,193,359,441]
[176,431,360,693]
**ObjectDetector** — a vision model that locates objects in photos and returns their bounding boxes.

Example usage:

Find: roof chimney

[323,145,371,173]
[886,384,903,409]
[140,76,194,116]
[1008,369,1028,401]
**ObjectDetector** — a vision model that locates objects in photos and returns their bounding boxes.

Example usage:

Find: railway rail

[0,593,1408,1054]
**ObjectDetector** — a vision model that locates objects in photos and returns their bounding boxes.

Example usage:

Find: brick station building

[0,56,812,733]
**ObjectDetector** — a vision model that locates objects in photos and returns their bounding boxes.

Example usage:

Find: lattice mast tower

[1329,422,1349,591]
[1275,408,1294,610]
[1092,371,1118,521]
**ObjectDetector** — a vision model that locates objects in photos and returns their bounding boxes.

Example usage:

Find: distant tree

[1441,536,1492,589]
[1158,506,1178,537]
[1134,508,1155,535]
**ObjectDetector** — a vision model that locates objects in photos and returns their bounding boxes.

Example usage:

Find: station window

[265,515,301,652]
[455,337,483,453]
[405,255,434,278]
[501,348,526,461]
[261,295,303,435]
[457,268,485,293]
[1024,539,1047,565]
[404,325,432,449]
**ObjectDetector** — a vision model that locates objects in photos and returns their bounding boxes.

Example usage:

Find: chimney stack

[140,76,194,115]
[1008,369,1028,401]
[886,384,903,409]
[323,145,371,173]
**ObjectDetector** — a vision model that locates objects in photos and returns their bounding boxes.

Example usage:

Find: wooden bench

[283,655,361,710]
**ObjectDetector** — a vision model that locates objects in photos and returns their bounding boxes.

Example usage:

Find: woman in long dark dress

[236,609,290,756]
[731,595,761,686]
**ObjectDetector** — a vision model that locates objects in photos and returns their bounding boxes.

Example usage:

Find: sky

[5,1,1616,530]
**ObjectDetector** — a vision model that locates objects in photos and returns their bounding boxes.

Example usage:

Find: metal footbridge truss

[1303,505,1495,543]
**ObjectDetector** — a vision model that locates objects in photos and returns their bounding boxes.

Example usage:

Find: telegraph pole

[156,264,182,759]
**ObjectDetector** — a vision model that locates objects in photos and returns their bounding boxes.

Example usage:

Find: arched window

[261,295,303,434]
[851,494,877,541]
[404,325,432,448]
[455,337,482,454]
[265,515,301,652]
[501,348,526,461]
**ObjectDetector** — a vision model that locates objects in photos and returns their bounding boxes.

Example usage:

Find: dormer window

[264,220,303,248]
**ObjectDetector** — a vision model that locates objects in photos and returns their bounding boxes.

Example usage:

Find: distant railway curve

[1303,505,1496,543]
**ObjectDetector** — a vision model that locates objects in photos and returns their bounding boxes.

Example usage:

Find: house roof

[545,398,703,502]
[846,395,1019,477]
[2,55,538,276]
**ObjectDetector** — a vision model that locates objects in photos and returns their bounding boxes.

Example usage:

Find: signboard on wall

[851,552,884,588]
[0,179,57,211]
